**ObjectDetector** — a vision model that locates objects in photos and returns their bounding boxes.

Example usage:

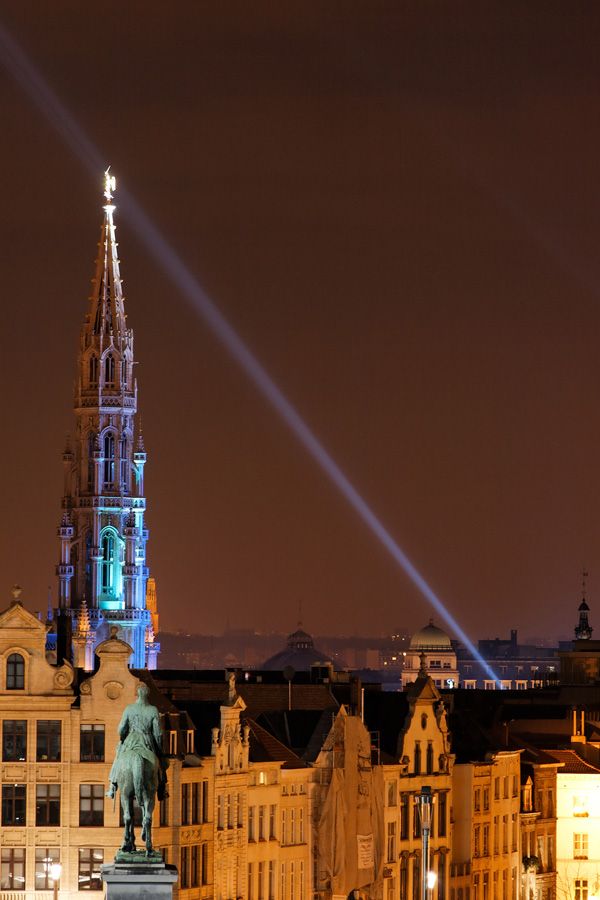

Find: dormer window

[169,730,177,755]
[186,730,194,754]
[7,654,25,690]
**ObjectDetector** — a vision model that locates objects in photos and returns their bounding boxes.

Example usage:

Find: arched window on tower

[103,433,115,487]
[6,653,25,690]
[120,436,129,492]
[101,531,116,596]
[89,355,98,386]
[87,432,95,492]
[121,358,128,387]
[104,354,115,387]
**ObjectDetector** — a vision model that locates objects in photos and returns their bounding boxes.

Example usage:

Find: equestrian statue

[106,683,169,855]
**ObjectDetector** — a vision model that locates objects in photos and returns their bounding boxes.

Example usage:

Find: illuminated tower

[575,571,593,641]
[56,171,152,667]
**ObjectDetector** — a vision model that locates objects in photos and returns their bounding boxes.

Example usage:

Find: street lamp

[50,862,61,900]
[417,786,435,900]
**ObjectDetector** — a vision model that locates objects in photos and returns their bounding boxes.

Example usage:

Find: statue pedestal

[102,854,177,900]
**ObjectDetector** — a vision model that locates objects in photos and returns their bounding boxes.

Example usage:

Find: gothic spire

[85,169,127,343]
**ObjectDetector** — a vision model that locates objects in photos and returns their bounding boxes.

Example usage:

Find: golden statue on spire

[104,167,116,203]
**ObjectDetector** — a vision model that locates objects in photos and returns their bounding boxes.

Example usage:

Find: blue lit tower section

[56,171,152,668]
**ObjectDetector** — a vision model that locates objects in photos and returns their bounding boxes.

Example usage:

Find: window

[3,720,26,761]
[494,778,500,800]
[493,816,499,854]
[400,793,410,839]
[299,808,305,843]
[575,881,588,900]
[483,825,490,856]
[387,821,397,863]
[36,784,60,826]
[573,796,589,817]
[104,354,115,386]
[574,833,588,860]
[414,801,421,839]
[269,860,275,900]
[78,849,103,891]
[238,792,243,828]
[248,863,254,900]
[190,782,199,824]
[438,792,447,837]
[474,789,481,811]
[387,877,396,900]
[35,848,60,891]
[258,862,264,900]
[439,854,446,900]
[1,848,25,891]
[427,743,434,775]
[412,856,421,900]
[100,529,117,591]
[259,805,266,840]
[191,845,199,888]
[414,742,421,775]
[281,809,287,845]
[2,784,26,825]
[201,843,208,885]
[248,805,255,841]
[474,826,480,857]
[269,804,276,839]
[79,784,104,826]
[227,793,233,829]
[502,815,508,853]
[89,355,98,385]
[483,788,490,810]
[400,857,408,900]
[202,780,209,822]
[37,720,61,762]
[159,797,169,827]
[80,724,105,762]
[103,434,115,487]
[7,654,25,690]
[181,783,189,826]
[503,777,509,799]
[512,775,519,797]
[180,847,189,889]
[388,782,397,807]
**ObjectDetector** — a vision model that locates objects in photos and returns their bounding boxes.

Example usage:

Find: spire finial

[104,167,116,203]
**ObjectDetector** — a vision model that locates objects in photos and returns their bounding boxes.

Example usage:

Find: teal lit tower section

[56,171,152,668]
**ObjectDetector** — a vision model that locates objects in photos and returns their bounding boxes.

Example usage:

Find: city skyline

[1,4,600,638]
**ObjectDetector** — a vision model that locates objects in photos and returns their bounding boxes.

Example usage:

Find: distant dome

[409,619,452,651]
[262,624,332,671]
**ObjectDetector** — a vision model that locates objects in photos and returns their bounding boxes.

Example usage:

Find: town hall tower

[55,172,153,668]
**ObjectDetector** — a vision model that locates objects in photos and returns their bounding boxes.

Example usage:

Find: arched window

[414,741,421,775]
[121,358,128,386]
[101,531,116,595]
[89,355,98,385]
[426,742,434,775]
[104,354,115,386]
[120,436,129,491]
[103,433,115,487]
[7,653,25,690]
[87,432,95,491]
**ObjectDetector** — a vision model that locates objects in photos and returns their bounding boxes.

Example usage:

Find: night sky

[1,2,600,641]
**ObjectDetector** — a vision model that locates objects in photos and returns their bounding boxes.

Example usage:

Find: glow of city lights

[0,21,500,683]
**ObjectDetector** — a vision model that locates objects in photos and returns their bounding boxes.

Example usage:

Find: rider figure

[106,683,168,801]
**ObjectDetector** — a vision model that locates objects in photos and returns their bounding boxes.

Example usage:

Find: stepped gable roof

[542,749,600,774]
[245,718,306,768]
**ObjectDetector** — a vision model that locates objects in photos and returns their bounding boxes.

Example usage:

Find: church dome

[262,624,332,671]
[409,619,452,651]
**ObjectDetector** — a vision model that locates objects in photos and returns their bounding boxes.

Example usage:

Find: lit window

[78,849,103,891]
[574,834,589,859]
[80,725,105,762]
[79,785,103,827]
[103,433,115,487]
[1,848,25,891]
[3,720,26,761]
[35,848,59,891]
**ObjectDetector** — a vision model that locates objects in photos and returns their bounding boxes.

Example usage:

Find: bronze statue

[107,684,168,855]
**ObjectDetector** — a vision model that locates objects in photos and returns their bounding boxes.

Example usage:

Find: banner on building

[357,833,374,869]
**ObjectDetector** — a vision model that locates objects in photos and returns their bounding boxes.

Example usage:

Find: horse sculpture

[107,683,167,855]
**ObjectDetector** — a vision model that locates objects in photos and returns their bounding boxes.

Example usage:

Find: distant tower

[55,171,154,667]
[145,576,159,635]
[575,570,593,641]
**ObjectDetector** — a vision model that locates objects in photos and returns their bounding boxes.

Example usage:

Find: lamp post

[50,862,61,900]
[417,786,434,900]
